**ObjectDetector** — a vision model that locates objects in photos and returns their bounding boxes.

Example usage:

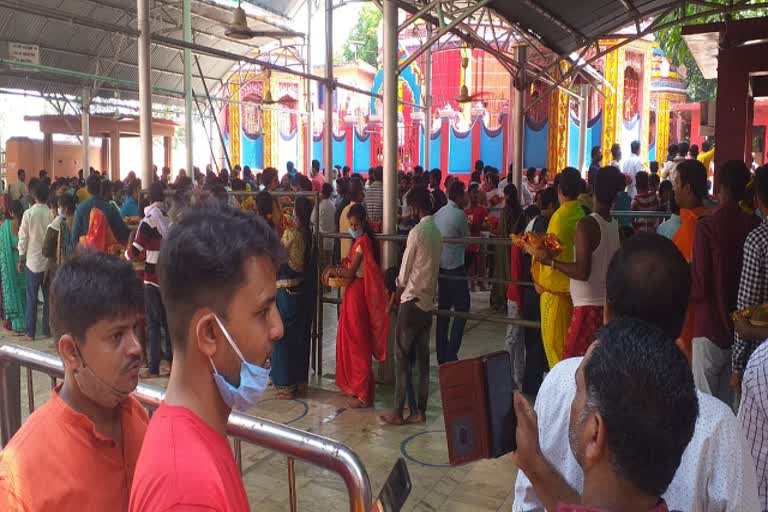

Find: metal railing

[0,344,372,512]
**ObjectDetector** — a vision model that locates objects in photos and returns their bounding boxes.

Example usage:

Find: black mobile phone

[371,458,412,512]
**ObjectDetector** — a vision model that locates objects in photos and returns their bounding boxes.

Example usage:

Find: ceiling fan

[455,52,488,104]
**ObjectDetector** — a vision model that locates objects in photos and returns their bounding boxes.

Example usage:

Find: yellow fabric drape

[534,200,584,367]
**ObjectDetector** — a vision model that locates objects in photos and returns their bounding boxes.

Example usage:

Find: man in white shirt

[622,140,643,198]
[433,181,470,364]
[513,234,760,511]
[381,184,442,426]
[9,169,28,206]
[310,183,336,267]
[18,181,53,340]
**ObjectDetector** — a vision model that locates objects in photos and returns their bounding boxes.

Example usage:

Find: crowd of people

[5,136,768,510]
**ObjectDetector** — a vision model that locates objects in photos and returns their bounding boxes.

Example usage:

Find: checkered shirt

[733,219,768,374]
[739,340,768,510]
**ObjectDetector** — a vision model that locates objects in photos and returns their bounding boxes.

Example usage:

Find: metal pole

[0,357,21,447]
[382,0,398,268]
[423,24,432,172]
[324,0,333,175]
[81,88,90,175]
[183,0,194,175]
[288,457,298,512]
[306,0,314,173]
[577,84,589,172]
[511,46,526,190]
[138,0,153,186]
[195,55,233,171]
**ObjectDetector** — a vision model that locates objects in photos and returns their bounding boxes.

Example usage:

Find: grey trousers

[692,337,734,408]
[394,300,432,417]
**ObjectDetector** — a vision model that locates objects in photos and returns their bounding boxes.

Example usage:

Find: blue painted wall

[449,127,471,174]
[480,125,504,170]
[429,131,441,170]
[332,136,346,168]
[353,131,371,173]
[240,132,264,170]
[568,116,580,169]
[313,137,323,168]
[524,120,548,169]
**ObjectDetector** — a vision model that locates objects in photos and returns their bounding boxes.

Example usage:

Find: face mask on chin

[73,343,134,408]
[210,315,270,412]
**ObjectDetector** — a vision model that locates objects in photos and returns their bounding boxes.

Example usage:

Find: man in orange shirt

[0,252,147,511]
[672,159,710,361]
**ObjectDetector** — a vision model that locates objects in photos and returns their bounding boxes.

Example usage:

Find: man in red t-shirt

[129,207,285,512]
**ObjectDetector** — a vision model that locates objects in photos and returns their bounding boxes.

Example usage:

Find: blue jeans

[435,266,471,364]
[24,267,48,339]
[145,285,171,374]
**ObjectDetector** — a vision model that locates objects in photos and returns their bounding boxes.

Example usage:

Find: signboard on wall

[8,43,40,65]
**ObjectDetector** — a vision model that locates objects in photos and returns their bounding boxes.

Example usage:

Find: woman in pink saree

[331,204,389,407]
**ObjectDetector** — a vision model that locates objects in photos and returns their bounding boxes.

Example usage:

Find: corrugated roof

[0,0,301,104]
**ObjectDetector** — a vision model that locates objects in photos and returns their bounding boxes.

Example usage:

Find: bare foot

[347,397,372,409]
[20,335,34,342]
[274,391,296,400]
[380,412,406,426]
[405,413,426,424]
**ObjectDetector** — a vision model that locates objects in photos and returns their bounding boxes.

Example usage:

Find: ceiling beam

[0,39,220,83]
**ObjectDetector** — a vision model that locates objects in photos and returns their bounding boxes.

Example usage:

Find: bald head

[606,234,691,339]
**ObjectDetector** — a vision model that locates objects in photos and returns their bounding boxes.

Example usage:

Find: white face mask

[58,207,65,217]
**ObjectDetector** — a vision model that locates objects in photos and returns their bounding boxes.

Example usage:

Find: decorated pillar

[344,115,354,170]
[546,87,569,173]
[656,95,671,160]
[601,45,624,166]
[228,80,241,168]
[641,49,652,162]
[264,77,273,168]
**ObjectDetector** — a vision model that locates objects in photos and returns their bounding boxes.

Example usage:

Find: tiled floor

[4,289,520,511]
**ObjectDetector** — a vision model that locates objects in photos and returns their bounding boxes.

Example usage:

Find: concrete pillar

[381,0,398,269]
[110,130,121,181]
[43,133,53,179]
[138,0,153,186]
[183,0,194,174]
[163,136,172,170]
[100,137,110,176]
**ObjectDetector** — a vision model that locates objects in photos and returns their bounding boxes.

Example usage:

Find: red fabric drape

[356,235,388,361]
[79,208,121,255]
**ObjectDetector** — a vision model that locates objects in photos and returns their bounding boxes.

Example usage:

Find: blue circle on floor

[254,398,309,425]
[400,430,452,468]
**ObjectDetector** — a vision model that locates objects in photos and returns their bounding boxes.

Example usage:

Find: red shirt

[129,403,249,512]
[312,174,325,193]
[0,387,148,511]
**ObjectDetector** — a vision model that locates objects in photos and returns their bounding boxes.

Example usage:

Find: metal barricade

[0,344,372,512]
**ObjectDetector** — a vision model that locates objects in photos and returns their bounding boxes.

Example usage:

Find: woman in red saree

[332,204,389,407]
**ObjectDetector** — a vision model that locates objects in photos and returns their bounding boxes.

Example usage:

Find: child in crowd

[631,171,660,233]
[464,184,489,292]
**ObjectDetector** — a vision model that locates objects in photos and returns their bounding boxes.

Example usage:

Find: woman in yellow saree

[531,170,586,368]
